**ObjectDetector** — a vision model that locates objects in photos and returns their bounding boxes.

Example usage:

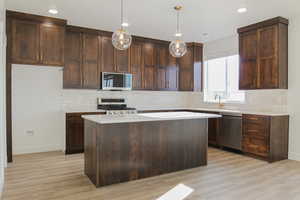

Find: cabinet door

[101,36,115,72]
[239,30,258,89]
[258,25,279,89]
[143,43,156,90]
[82,33,100,89]
[11,19,40,64]
[156,45,168,90]
[66,116,84,154]
[166,54,178,91]
[115,49,130,73]
[40,24,65,66]
[64,31,82,88]
[130,42,143,89]
[178,46,194,91]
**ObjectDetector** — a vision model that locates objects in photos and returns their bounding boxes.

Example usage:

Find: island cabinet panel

[143,43,156,90]
[130,42,144,90]
[63,31,82,88]
[101,36,116,73]
[238,17,288,90]
[242,114,289,162]
[40,24,65,66]
[84,119,208,187]
[82,33,100,89]
[11,19,40,64]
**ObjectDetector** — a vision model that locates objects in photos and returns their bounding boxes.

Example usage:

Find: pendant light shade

[112,0,132,50]
[169,6,187,58]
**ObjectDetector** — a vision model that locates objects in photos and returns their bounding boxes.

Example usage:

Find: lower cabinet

[66,112,104,154]
[242,114,289,162]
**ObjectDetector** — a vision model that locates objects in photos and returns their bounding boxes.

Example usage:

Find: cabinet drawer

[242,136,269,157]
[243,115,270,137]
[243,115,270,125]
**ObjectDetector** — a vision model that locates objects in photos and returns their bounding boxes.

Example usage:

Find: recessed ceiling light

[121,22,129,27]
[48,8,58,15]
[237,7,247,13]
[202,33,208,37]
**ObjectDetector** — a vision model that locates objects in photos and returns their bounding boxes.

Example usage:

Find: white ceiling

[5,0,300,43]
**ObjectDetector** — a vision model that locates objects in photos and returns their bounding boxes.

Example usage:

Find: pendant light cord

[121,0,124,29]
[177,10,180,34]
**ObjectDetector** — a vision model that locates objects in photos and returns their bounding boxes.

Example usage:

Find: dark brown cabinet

[64,27,101,89]
[238,17,288,90]
[64,31,82,88]
[178,43,203,92]
[101,36,115,73]
[115,49,130,73]
[143,43,156,90]
[178,45,194,91]
[66,112,104,154]
[82,33,100,89]
[242,114,289,162]
[40,24,65,66]
[130,42,144,89]
[9,11,66,66]
[11,19,40,64]
[156,45,168,90]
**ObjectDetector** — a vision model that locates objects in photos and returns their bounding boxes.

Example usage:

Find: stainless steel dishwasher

[219,112,242,150]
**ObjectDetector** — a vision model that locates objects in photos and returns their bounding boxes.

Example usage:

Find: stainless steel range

[97,98,137,115]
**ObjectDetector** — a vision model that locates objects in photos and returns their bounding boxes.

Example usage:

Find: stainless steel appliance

[219,112,242,150]
[101,72,132,91]
[97,98,137,115]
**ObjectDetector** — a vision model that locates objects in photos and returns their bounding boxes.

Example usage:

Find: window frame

[203,55,245,104]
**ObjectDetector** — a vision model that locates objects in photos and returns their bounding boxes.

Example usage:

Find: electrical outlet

[25,130,34,136]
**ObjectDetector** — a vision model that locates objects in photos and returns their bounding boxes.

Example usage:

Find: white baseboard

[13,144,63,155]
[289,152,300,161]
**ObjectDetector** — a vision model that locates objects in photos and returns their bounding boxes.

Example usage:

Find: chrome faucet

[214,94,224,108]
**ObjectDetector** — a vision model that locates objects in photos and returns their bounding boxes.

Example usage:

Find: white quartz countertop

[188,108,289,116]
[64,107,289,116]
[82,112,221,124]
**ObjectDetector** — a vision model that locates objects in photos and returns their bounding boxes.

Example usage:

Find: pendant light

[169,6,187,58]
[112,0,132,50]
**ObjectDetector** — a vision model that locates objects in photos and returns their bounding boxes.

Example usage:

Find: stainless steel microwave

[101,72,132,91]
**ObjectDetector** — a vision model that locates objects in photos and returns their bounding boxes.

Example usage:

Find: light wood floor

[2,148,300,200]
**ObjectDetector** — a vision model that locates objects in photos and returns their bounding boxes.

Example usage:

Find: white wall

[0,0,5,196]
[287,14,300,161]
[12,65,64,154]
[12,65,193,154]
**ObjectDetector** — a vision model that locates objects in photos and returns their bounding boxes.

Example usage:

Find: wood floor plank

[2,148,300,200]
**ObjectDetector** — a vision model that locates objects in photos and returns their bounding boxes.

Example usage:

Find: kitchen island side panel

[84,119,208,187]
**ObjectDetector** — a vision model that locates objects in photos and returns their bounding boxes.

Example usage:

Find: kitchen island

[82,112,221,187]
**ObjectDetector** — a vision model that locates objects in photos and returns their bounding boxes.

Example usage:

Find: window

[204,55,245,103]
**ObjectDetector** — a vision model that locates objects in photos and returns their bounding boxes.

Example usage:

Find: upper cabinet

[7,10,204,92]
[238,17,288,90]
[8,11,66,66]
[143,42,156,90]
[40,24,65,66]
[130,41,144,90]
[64,30,82,89]
[64,26,101,89]
[11,19,40,64]
[178,43,203,92]
[101,36,115,73]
